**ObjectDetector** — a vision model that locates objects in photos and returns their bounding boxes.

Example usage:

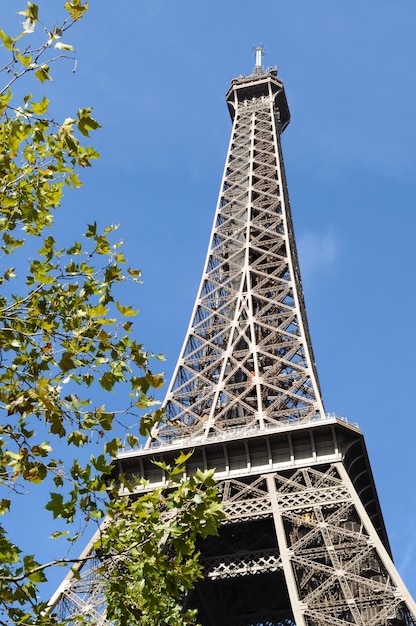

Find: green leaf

[45,493,64,518]
[17,2,39,22]
[64,1,89,20]
[59,352,75,372]
[127,267,142,277]
[4,267,16,280]
[70,566,81,580]
[85,222,97,238]
[16,52,32,66]
[77,107,101,137]
[30,96,49,114]
[147,372,164,388]
[126,434,139,448]
[194,467,216,485]
[115,301,138,317]
[0,499,11,515]
[50,530,70,539]
[94,234,110,254]
[2,232,25,252]
[28,569,47,583]
[139,408,165,437]
[104,437,122,457]
[87,304,109,317]
[67,431,89,447]
[99,371,117,391]
[34,64,52,83]
[91,454,112,473]
[31,442,52,457]
[0,29,16,51]
[0,89,12,116]
[175,451,194,466]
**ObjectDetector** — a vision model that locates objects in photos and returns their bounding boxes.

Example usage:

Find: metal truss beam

[50,63,416,626]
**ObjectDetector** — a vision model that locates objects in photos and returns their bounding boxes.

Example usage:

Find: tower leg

[267,472,308,626]
[189,464,416,626]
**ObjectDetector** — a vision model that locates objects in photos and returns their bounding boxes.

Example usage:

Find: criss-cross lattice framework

[47,525,109,624]
[150,74,324,446]
[49,65,416,626]
[192,466,416,626]
[50,462,416,626]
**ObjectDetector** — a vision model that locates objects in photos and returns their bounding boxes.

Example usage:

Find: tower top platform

[226,67,291,130]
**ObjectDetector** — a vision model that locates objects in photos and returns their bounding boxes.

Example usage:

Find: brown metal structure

[50,52,416,626]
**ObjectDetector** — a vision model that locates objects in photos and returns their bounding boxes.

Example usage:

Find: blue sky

[3,0,416,601]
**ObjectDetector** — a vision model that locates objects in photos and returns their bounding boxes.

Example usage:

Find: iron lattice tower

[50,52,416,626]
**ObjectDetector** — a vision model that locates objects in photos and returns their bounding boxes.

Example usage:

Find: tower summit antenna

[253,44,265,73]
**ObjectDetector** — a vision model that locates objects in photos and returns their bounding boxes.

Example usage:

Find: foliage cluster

[0,3,223,624]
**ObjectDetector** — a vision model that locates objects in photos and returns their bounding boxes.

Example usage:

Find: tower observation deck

[50,51,416,626]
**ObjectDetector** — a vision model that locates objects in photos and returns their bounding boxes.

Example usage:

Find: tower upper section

[148,58,324,447]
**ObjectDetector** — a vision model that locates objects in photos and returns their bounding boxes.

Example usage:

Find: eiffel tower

[50,50,416,625]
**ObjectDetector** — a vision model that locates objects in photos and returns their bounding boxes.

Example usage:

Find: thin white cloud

[297,229,337,282]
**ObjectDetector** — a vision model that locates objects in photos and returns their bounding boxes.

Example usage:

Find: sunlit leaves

[0,3,222,624]
[64,1,89,21]
[102,458,224,625]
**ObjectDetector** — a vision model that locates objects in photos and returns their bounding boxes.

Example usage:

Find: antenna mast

[253,44,265,73]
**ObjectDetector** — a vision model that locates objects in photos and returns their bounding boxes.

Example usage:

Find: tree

[0,3,223,624]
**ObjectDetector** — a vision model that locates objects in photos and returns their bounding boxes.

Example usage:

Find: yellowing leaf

[35,64,52,83]
[60,117,75,134]
[147,372,164,388]
[127,267,142,277]
[50,530,70,539]
[0,29,16,51]
[17,2,38,20]
[115,301,138,317]
[30,96,49,114]
[0,499,11,515]
[175,451,193,465]
[64,1,89,20]
[16,52,32,67]
[0,89,12,115]
[67,431,88,446]
[77,107,101,137]
[4,267,16,280]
